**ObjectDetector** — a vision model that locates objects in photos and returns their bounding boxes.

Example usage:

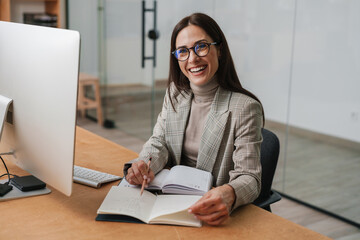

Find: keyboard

[73,165,122,188]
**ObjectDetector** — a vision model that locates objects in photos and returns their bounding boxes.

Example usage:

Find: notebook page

[97,186,156,223]
[149,194,201,226]
[147,169,170,190]
[163,166,212,193]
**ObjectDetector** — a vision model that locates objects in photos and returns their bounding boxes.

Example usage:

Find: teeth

[190,66,206,73]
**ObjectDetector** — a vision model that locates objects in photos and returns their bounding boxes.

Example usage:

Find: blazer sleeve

[123,90,171,177]
[227,98,263,211]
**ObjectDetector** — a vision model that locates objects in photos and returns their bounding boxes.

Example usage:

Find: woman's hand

[125,160,154,186]
[188,184,235,225]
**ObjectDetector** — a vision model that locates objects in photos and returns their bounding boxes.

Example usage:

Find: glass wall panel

[213,0,296,193]
[100,0,153,140]
[212,0,360,225]
[68,0,103,132]
[284,0,360,223]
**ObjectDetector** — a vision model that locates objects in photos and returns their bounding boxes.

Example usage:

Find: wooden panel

[45,0,60,28]
[0,0,11,21]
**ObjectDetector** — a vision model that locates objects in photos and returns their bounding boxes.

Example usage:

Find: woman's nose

[188,49,199,62]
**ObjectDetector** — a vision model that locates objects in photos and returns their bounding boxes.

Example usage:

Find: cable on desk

[0,151,16,184]
[0,173,17,179]
[0,156,11,184]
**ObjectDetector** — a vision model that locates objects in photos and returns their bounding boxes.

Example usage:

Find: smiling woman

[124,12,264,226]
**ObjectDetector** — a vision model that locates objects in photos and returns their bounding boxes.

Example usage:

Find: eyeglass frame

[171,42,218,61]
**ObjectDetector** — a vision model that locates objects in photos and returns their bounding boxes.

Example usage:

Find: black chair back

[253,128,281,211]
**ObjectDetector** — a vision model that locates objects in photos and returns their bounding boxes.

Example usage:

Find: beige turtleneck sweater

[181,79,219,167]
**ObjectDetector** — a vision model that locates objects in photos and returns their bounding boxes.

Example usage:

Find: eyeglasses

[172,42,218,61]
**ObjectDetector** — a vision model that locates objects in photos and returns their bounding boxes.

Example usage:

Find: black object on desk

[11,175,46,192]
[0,183,13,196]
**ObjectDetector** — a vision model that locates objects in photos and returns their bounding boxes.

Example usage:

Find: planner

[96,186,202,227]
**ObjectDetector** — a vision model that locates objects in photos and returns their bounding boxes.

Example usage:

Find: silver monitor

[0,21,80,196]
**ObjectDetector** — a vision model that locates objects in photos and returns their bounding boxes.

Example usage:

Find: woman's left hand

[188,184,235,225]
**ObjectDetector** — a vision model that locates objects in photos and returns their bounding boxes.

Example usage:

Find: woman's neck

[190,78,219,102]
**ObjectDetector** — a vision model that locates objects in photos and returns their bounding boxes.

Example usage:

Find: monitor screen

[0,21,80,196]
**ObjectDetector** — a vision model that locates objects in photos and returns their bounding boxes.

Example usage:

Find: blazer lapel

[165,91,192,165]
[197,88,231,172]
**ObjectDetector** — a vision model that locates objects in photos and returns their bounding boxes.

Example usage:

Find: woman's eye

[197,43,207,49]
[178,48,187,54]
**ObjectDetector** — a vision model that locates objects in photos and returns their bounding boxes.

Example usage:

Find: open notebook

[96,186,202,227]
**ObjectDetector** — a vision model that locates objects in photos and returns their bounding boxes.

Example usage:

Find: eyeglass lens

[174,43,210,61]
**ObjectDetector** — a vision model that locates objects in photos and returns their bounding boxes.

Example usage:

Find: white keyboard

[73,165,122,188]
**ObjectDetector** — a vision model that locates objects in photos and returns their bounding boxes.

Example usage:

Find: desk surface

[0,127,330,240]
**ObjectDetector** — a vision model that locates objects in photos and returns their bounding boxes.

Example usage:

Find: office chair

[253,128,282,212]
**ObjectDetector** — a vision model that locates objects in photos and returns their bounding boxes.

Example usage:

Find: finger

[190,195,222,214]
[131,162,145,184]
[126,168,140,185]
[138,161,150,177]
[194,208,228,223]
[146,170,155,186]
[125,170,131,182]
[189,193,211,209]
[209,214,229,226]
[197,213,229,226]
[193,202,227,216]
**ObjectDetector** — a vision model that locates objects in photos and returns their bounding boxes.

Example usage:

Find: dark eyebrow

[176,39,209,49]
[194,39,208,44]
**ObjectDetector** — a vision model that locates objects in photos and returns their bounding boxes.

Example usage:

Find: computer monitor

[0,21,80,197]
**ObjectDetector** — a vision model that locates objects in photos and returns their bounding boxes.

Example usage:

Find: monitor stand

[1,95,51,201]
[0,179,51,201]
[0,95,13,138]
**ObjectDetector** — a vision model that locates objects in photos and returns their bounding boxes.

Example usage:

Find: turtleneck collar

[190,77,219,103]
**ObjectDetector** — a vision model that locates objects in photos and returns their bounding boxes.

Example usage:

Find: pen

[140,158,151,196]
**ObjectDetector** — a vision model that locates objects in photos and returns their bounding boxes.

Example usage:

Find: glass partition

[99,0,154,139]
[283,0,360,224]
[223,0,360,225]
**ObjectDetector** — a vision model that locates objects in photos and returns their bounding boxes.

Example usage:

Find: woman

[125,13,263,225]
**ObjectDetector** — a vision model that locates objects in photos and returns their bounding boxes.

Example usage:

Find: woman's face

[175,25,220,87]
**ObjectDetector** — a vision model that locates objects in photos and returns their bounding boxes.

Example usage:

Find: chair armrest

[255,190,282,209]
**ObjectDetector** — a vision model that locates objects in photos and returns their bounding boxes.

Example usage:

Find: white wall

[68,0,360,142]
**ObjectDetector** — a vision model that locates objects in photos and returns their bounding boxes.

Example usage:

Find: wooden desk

[0,127,330,240]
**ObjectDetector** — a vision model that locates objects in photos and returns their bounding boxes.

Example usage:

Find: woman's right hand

[125,160,154,186]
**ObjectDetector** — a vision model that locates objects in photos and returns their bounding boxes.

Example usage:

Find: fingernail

[188,209,192,213]
[147,178,151,183]
[143,175,147,180]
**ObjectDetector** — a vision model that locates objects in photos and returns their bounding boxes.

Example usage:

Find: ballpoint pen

[140,157,151,196]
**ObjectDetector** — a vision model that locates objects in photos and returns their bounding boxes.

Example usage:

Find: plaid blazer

[127,85,263,210]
